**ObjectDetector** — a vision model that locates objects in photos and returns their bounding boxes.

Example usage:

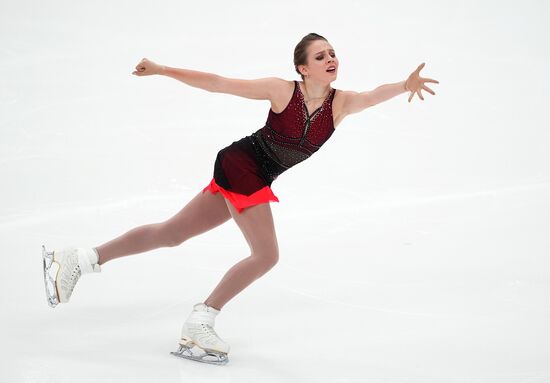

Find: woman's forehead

[308,41,334,54]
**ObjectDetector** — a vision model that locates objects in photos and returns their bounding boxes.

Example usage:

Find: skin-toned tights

[94,189,279,311]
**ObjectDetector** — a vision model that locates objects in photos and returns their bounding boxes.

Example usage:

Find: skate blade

[42,245,59,308]
[170,344,228,366]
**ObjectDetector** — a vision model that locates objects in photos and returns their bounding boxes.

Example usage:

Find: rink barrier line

[1,181,549,229]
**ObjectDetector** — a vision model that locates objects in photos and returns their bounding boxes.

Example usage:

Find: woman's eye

[316,53,336,60]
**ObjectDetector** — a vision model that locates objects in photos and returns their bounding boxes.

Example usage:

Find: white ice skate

[42,245,101,308]
[171,302,230,365]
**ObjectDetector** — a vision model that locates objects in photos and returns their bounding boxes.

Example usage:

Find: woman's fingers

[132,58,157,76]
[406,66,438,102]
[422,84,435,95]
[423,78,439,84]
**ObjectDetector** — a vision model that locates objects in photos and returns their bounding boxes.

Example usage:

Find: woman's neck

[301,79,331,101]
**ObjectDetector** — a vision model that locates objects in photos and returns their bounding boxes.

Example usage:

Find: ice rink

[1,0,549,382]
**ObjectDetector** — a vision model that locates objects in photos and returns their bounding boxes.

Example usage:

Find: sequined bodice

[251,80,336,170]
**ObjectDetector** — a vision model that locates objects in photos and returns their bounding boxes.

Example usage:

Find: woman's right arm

[132,58,283,100]
[161,66,283,101]
[132,58,218,92]
[160,66,220,93]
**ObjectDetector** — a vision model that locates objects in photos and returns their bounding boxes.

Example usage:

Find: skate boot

[42,245,101,308]
[171,302,230,365]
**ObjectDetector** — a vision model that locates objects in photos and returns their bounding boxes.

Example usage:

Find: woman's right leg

[94,188,230,265]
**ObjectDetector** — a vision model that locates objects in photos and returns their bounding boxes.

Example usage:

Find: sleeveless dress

[202,80,337,213]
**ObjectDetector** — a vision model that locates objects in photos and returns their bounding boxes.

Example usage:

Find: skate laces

[201,324,216,335]
[59,250,82,297]
[200,324,225,342]
[70,265,82,289]
[61,263,81,299]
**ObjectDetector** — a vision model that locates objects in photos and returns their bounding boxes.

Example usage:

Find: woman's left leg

[203,199,279,311]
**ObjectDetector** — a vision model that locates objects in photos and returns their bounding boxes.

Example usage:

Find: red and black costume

[203,80,337,213]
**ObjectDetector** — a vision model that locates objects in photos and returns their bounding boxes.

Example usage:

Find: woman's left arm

[364,80,409,106]
[344,63,439,115]
[370,62,439,105]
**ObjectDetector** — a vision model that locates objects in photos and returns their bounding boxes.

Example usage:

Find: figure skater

[42,32,439,365]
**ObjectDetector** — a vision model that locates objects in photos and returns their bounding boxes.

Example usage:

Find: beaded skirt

[202,134,285,214]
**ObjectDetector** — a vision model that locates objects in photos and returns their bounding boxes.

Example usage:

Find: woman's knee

[254,246,279,270]
[155,222,187,247]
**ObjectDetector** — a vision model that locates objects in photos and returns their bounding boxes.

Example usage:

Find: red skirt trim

[202,177,280,214]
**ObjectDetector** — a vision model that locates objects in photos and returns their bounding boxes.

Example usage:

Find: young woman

[42,33,439,365]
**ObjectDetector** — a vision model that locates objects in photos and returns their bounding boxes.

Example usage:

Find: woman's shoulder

[269,78,296,94]
[268,79,298,114]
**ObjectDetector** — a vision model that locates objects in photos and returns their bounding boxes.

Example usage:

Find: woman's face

[301,40,338,82]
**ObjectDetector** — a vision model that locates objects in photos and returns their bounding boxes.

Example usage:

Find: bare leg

[204,199,279,311]
[95,189,230,265]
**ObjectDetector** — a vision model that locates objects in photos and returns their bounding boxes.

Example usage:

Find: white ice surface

[1,0,550,382]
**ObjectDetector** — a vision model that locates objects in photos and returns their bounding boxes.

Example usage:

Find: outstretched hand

[405,62,439,103]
